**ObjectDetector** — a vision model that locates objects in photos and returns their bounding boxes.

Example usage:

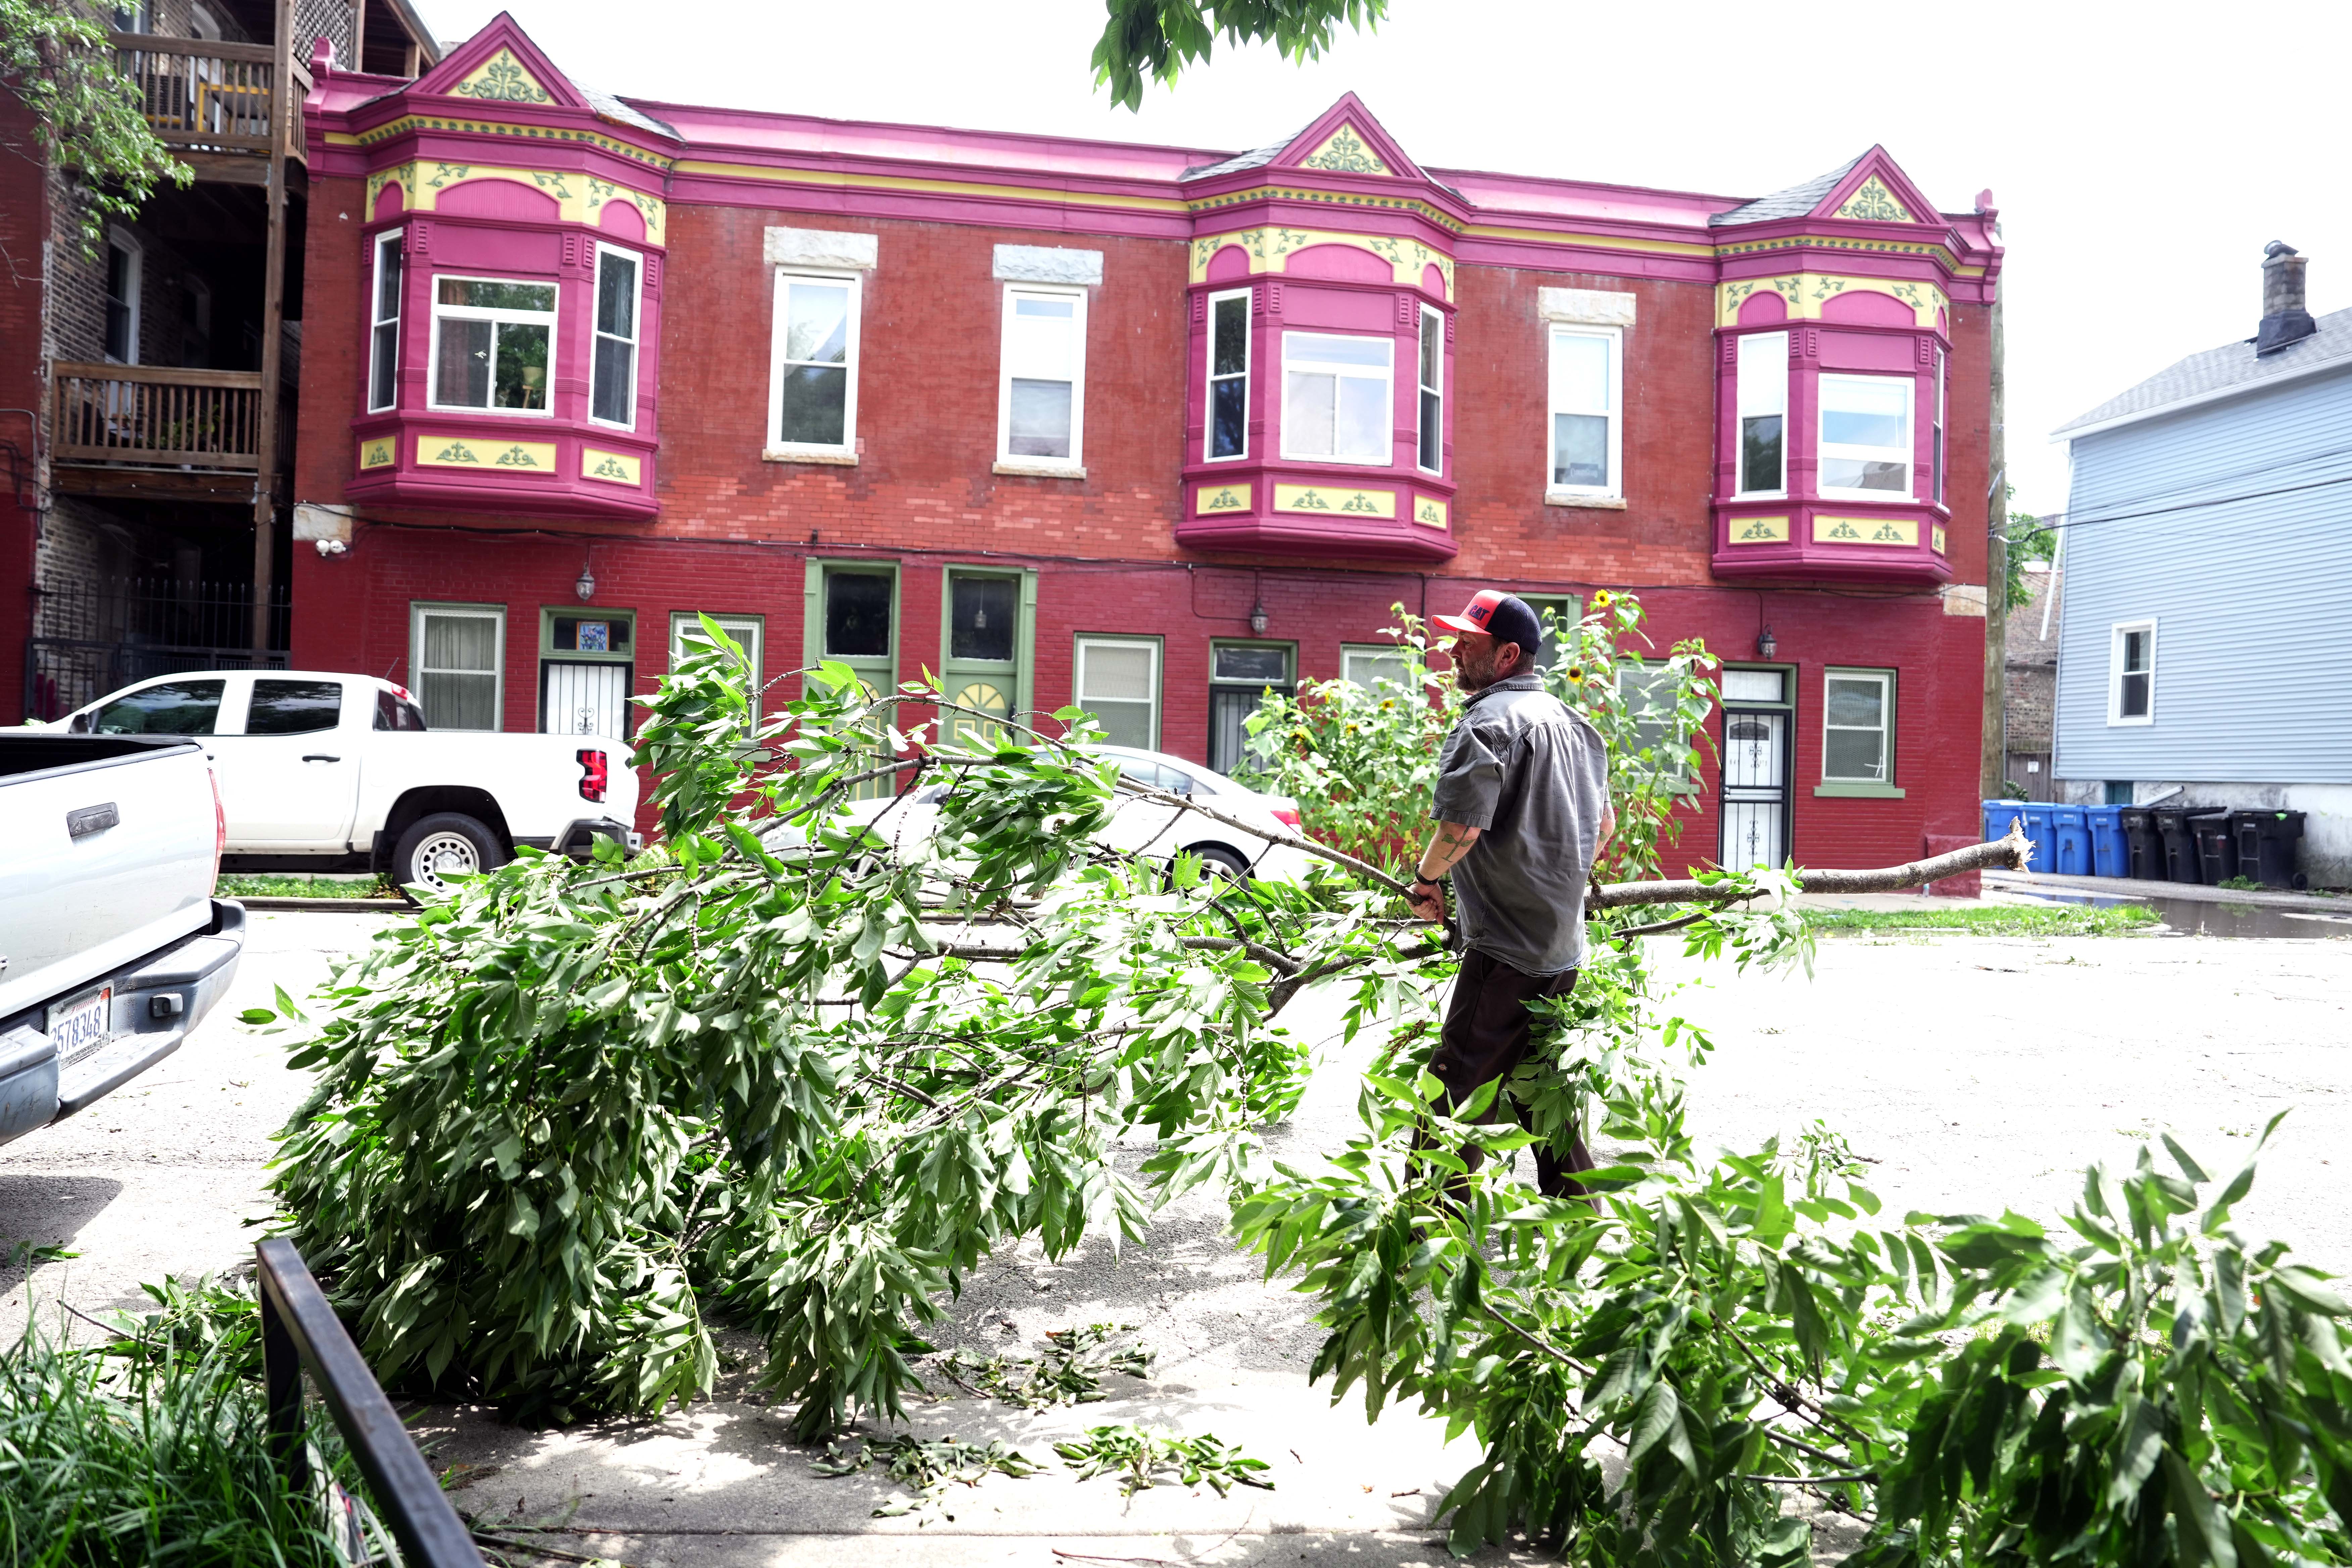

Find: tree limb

[1587,827,2030,910]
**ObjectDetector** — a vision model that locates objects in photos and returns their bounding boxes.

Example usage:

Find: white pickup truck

[58,670,642,893]
[1,732,245,1149]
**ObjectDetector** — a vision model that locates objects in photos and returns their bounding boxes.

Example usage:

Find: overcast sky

[410,0,2352,518]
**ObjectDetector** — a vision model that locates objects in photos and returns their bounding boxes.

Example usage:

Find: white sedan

[834,745,1316,882]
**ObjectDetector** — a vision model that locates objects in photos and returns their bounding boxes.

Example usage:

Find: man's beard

[1456,642,1506,691]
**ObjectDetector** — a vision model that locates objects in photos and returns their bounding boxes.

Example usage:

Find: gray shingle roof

[2053,304,2352,435]
[592,88,677,141]
[1182,139,1291,182]
[1709,154,1863,228]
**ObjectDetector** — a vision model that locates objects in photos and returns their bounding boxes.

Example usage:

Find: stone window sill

[993,459,1087,480]
[764,445,858,466]
[1546,491,1626,510]
[1813,782,1907,799]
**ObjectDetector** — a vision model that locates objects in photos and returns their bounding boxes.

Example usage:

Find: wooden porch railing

[110,32,306,162]
[51,363,264,469]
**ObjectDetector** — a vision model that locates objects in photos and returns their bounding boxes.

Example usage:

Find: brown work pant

[1426,948,1592,1199]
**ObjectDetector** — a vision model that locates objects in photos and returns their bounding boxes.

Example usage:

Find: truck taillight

[577,747,608,803]
[1270,804,1303,830]
[208,766,226,885]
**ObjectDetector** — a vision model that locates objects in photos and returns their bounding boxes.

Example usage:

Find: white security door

[541,660,630,739]
[1719,709,1788,871]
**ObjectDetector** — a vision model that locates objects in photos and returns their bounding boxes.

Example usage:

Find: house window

[591,244,641,428]
[429,276,555,412]
[1932,347,1947,506]
[999,286,1086,465]
[1619,660,1695,789]
[1736,331,1786,495]
[1548,326,1619,495]
[769,271,859,453]
[1281,332,1391,464]
[1206,289,1250,461]
[1818,374,1912,497]
[942,569,1031,744]
[104,230,141,365]
[1822,668,1895,784]
[541,610,634,739]
[2109,620,2155,725]
[1416,306,1443,473]
[1075,635,1161,750]
[410,603,504,731]
[670,612,764,707]
[1342,644,1410,690]
[368,231,402,412]
[1207,641,1293,774]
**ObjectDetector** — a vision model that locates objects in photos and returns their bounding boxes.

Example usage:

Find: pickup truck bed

[0,734,246,1148]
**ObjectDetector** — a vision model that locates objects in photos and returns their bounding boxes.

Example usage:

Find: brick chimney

[2256,241,2316,354]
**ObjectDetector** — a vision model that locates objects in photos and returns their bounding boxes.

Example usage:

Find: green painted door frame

[937,564,1037,743]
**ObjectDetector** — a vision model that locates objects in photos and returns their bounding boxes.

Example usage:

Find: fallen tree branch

[1587,827,2030,910]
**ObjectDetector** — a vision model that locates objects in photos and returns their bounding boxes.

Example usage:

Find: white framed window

[1548,326,1620,496]
[1342,644,1410,690]
[768,270,860,455]
[1281,331,1392,464]
[367,230,402,412]
[2108,620,2155,726]
[1205,288,1250,461]
[104,228,142,365]
[1818,373,1912,498]
[410,602,505,731]
[998,285,1086,468]
[671,612,764,706]
[1822,668,1894,783]
[1416,306,1443,473]
[1521,595,1580,671]
[1735,330,1786,496]
[1933,346,1947,505]
[1074,634,1160,750]
[1619,659,1696,788]
[428,275,555,413]
[590,243,641,429]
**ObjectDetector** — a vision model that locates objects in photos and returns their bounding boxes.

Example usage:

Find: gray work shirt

[1430,674,1610,976]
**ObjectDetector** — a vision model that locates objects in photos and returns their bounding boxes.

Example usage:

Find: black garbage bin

[2190,811,2238,885]
[2236,809,2308,890]
[2154,808,2203,885]
[2120,808,2161,881]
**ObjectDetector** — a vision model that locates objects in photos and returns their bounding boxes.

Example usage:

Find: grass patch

[1802,903,2162,938]
[216,873,398,901]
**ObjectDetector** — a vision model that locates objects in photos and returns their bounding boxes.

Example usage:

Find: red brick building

[290,16,2003,875]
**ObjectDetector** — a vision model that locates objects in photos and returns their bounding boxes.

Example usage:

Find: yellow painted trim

[346,114,673,170]
[1412,496,1449,529]
[1187,186,1464,232]
[417,435,559,471]
[1813,515,1919,547]
[1462,223,1716,259]
[357,436,397,470]
[1196,482,1251,515]
[673,158,1190,215]
[1272,483,1395,518]
[582,448,642,485]
[1932,525,1948,554]
[1833,176,1912,223]
[1716,272,1947,329]
[365,159,664,242]
[1726,514,1790,544]
[1298,124,1391,176]
[1188,226,1453,291]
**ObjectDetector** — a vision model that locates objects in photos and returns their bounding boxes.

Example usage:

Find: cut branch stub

[1587,826,2032,911]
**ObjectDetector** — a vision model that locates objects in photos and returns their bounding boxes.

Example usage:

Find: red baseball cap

[1433,590,1543,651]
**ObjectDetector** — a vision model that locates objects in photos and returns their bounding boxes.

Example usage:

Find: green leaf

[2162,1448,2238,1568]
[1627,1380,1688,1473]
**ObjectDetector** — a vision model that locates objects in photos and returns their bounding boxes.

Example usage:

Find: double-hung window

[999,286,1086,466]
[1341,644,1410,691]
[1932,347,1947,506]
[1735,331,1786,495]
[591,244,641,428]
[1818,374,1912,497]
[770,271,860,453]
[1281,332,1391,463]
[104,229,141,365]
[2109,620,2155,725]
[1074,635,1161,750]
[411,603,505,731]
[430,276,555,412]
[1416,306,1443,473]
[1620,660,1696,789]
[1822,669,1895,785]
[1205,289,1250,461]
[1548,326,1619,496]
[671,612,764,707]
[368,231,402,412]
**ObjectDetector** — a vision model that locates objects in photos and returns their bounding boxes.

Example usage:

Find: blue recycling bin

[2052,806,2091,876]
[2086,806,2127,877]
[2020,803,2058,875]
[1983,799,2029,849]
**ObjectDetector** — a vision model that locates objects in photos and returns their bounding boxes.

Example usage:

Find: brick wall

[2005,662,2054,752]
[0,93,44,721]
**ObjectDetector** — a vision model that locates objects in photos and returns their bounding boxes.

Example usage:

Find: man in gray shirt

[1406,590,1613,1197]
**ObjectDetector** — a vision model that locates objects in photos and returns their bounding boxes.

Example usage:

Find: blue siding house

[2051,243,2352,886]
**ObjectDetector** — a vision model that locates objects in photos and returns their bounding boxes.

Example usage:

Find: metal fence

[22,578,290,721]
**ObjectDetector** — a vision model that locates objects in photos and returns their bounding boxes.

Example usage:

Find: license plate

[46,983,112,1064]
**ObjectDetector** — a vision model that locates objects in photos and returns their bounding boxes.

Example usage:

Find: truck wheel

[1178,845,1252,885]
[394,813,506,897]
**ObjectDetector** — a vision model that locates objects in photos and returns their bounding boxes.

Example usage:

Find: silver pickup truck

[1,732,246,1149]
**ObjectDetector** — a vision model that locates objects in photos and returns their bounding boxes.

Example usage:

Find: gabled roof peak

[412,12,585,113]
[1711,146,1940,229]
[1182,93,1426,185]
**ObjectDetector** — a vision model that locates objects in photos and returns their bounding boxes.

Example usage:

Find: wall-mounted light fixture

[575,554,597,602]
[1756,625,1778,660]
[1249,598,1268,637]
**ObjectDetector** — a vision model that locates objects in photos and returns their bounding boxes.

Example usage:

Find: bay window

[770,271,860,452]
[591,244,641,428]
[1736,331,1786,495]
[1416,306,1443,473]
[368,231,401,412]
[1818,374,1912,497]
[999,286,1086,466]
[430,276,555,413]
[1933,347,1947,505]
[1281,332,1392,463]
[1548,326,1619,495]
[1206,289,1249,461]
